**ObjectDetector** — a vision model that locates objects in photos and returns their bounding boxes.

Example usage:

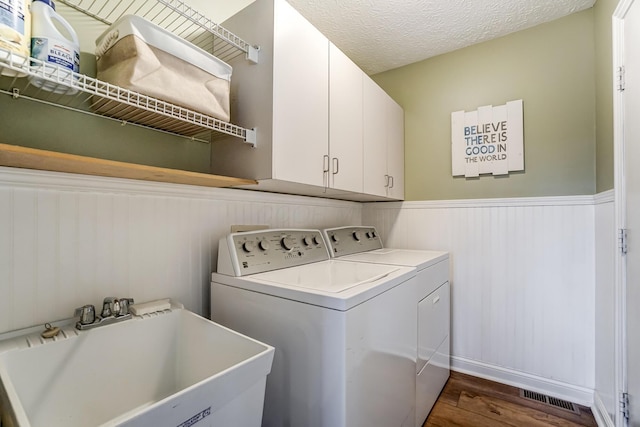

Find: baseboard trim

[451,356,594,407]
[592,392,615,427]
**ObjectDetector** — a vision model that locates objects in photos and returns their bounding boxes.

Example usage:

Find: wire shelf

[57,0,259,64]
[0,49,257,146]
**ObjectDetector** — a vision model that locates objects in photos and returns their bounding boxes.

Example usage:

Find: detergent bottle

[30,0,79,94]
[0,0,31,76]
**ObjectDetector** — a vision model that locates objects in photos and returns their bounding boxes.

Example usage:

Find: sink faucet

[74,297,135,330]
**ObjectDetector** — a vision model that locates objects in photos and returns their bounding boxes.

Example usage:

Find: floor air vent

[519,389,580,414]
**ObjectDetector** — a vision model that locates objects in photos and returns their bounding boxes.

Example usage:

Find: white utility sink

[0,306,274,427]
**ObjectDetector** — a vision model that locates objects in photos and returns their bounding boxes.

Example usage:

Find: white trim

[613,2,631,426]
[593,392,616,427]
[451,356,594,407]
[367,194,597,210]
[1,167,612,211]
[0,167,361,209]
[594,189,615,205]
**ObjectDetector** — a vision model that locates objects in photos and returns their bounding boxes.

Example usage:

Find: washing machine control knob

[242,241,255,253]
[366,231,373,239]
[259,240,270,251]
[302,236,312,246]
[313,236,321,245]
[331,234,339,243]
[352,231,362,241]
[281,236,295,251]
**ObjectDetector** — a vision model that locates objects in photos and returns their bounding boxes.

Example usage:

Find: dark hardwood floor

[424,372,597,427]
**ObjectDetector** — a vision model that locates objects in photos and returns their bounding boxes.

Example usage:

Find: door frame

[613,0,634,425]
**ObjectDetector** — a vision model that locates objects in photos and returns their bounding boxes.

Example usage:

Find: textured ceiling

[285,0,596,75]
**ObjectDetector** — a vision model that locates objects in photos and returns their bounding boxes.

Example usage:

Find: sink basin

[0,306,274,427]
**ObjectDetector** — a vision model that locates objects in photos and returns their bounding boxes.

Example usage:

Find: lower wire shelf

[0,143,257,188]
[0,48,257,146]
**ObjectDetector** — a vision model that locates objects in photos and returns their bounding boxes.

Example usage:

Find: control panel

[217,229,330,276]
[323,226,383,257]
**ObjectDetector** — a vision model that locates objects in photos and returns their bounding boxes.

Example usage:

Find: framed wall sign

[451,99,524,177]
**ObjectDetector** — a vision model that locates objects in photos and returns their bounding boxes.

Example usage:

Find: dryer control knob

[242,241,255,253]
[259,240,270,251]
[281,236,295,251]
[313,236,322,245]
[353,231,362,241]
[302,236,312,246]
[366,231,373,239]
[331,234,339,243]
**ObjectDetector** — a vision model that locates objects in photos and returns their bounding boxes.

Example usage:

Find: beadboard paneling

[0,167,612,409]
[363,196,596,391]
[594,190,616,423]
[0,167,361,334]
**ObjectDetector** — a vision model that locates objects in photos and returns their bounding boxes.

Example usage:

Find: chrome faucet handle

[74,305,96,325]
[118,298,134,316]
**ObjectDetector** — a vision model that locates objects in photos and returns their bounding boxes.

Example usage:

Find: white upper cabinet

[363,76,389,198]
[329,43,364,193]
[212,0,403,201]
[387,98,405,200]
[272,0,328,187]
[363,75,405,200]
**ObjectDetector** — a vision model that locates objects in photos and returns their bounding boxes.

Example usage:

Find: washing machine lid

[338,249,448,271]
[211,260,416,311]
[255,260,397,292]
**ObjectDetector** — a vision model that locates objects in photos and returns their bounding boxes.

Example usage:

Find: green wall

[595,0,617,192]
[0,53,211,173]
[0,94,211,173]
[374,10,597,201]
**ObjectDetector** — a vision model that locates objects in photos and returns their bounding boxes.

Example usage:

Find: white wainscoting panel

[0,167,362,334]
[594,190,616,425]
[363,196,596,396]
[0,166,614,410]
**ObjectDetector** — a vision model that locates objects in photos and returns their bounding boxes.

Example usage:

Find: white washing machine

[211,229,418,427]
[323,226,450,427]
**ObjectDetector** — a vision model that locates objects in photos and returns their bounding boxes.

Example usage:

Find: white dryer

[323,226,450,427]
[211,229,418,427]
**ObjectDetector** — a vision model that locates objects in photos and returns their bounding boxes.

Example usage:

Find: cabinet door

[362,76,388,197]
[272,0,329,187]
[386,98,405,200]
[329,43,363,193]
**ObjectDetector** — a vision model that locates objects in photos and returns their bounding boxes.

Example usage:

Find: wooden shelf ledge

[0,143,257,188]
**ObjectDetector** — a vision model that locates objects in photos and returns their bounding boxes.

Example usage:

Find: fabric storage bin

[95,14,232,122]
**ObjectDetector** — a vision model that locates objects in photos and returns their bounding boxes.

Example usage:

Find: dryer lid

[340,249,449,270]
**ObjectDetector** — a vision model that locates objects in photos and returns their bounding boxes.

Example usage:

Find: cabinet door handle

[332,157,339,175]
[323,155,330,190]
[384,174,390,188]
[389,175,394,189]
[432,296,440,305]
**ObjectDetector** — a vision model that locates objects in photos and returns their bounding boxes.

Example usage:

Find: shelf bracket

[244,128,257,147]
[247,46,260,64]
